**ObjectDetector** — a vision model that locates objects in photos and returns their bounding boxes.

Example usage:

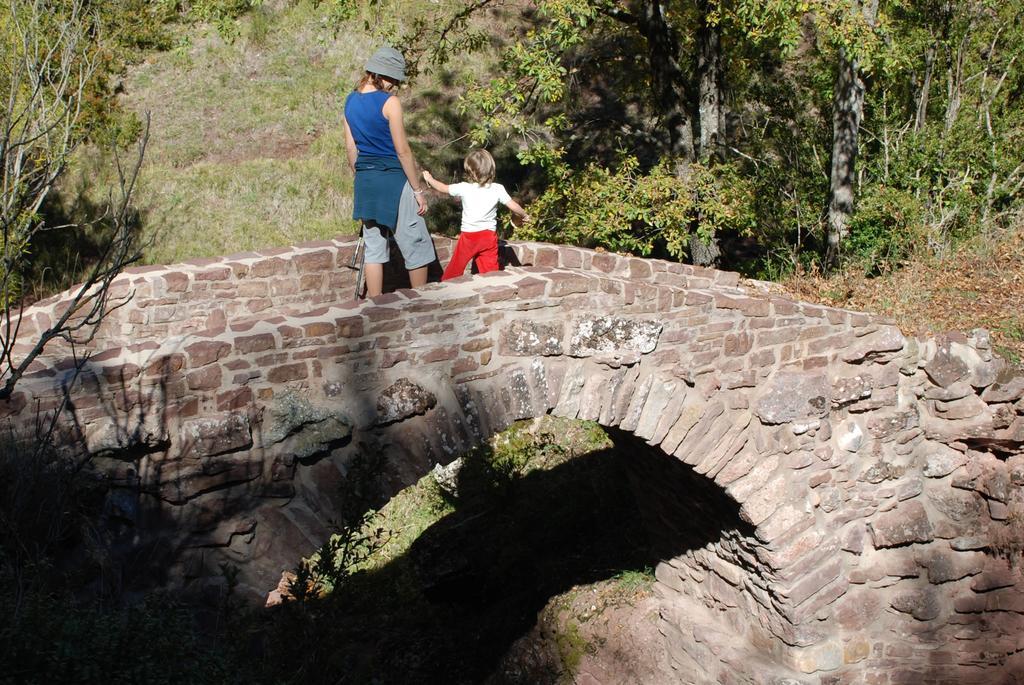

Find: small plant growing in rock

[288,451,391,601]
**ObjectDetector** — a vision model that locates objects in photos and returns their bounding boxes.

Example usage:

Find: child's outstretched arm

[422,170,450,194]
[504,198,530,223]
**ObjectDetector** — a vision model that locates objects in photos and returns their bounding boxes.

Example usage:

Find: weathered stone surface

[928,487,986,524]
[376,379,437,425]
[916,549,986,583]
[832,375,872,406]
[869,500,933,548]
[787,640,843,674]
[951,459,1011,502]
[925,344,971,388]
[568,316,662,357]
[934,394,987,420]
[891,588,941,621]
[263,390,352,460]
[158,453,262,503]
[180,413,252,458]
[86,414,169,457]
[835,590,882,630]
[981,366,1024,403]
[502,319,563,356]
[842,325,905,362]
[754,372,830,425]
[922,445,969,478]
[835,419,864,452]
[923,381,975,401]
[867,410,919,440]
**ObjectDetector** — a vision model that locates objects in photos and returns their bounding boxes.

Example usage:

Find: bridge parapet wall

[3,240,1023,684]
[11,236,745,358]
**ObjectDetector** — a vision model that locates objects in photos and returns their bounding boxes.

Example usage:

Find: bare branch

[0,0,149,401]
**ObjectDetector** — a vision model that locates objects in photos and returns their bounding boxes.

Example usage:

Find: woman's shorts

[362,184,435,269]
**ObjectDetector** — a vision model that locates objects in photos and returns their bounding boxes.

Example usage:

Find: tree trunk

[914,44,935,132]
[690,0,725,267]
[635,0,696,161]
[826,48,865,267]
[825,0,877,268]
[697,0,723,162]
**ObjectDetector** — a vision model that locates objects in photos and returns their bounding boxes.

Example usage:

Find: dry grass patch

[783,225,1024,364]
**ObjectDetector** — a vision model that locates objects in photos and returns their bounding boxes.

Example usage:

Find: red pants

[442,230,499,281]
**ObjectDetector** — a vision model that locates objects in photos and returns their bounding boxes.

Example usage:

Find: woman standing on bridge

[343,47,434,298]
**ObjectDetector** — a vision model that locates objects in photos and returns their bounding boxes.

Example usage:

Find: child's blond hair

[464,149,496,186]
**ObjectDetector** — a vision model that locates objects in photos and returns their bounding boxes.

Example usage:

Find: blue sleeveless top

[344,90,397,158]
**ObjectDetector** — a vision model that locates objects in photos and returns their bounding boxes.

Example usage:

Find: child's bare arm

[422,170,450,194]
[505,198,530,222]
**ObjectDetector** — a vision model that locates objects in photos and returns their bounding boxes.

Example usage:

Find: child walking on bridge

[422,149,529,281]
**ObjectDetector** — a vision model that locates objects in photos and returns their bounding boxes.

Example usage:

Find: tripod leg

[353,237,366,300]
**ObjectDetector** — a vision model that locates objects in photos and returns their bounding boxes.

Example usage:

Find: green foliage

[0,592,242,685]
[612,566,656,593]
[0,431,246,684]
[290,511,387,599]
[518,155,756,260]
[289,451,390,599]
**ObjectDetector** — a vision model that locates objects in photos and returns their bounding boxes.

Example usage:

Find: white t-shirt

[448,182,512,233]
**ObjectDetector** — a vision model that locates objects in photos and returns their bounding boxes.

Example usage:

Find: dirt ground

[491,579,678,685]
[781,226,1024,363]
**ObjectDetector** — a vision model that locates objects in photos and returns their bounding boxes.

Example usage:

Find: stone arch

[4,236,1023,683]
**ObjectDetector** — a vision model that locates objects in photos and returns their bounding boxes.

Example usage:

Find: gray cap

[365,46,406,83]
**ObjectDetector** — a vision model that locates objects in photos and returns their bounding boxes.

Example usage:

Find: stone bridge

[5,235,1024,684]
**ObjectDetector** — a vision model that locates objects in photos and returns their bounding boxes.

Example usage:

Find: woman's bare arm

[342,118,357,173]
[382,95,427,214]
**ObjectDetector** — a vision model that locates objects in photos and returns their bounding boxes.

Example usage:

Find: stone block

[787,640,843,674]
[335,316,364,338]
[714,293,770,317]
[546,271,592,296]
[934,394,987,420]
[267,362,308,383]
[217,387,253,411]
[922,444,969,478]
[928,488,984,522]
[754,371,830,424]
[180,413,252,458]
[841,325,905,363]
[502,319,564,356]
[162,271,190,293]
[832,375,872,406]
[250,257,288,277]
[835,590,882,631]
[506,276,544,299]
[981,366,1024,403]
[916,549,986,583]
[186,364,223,391]
[866,410,918,440]
[869,500,933,548]
[235,333,276,354]
[568,316,662,357]
[891,588,941,621]
[376,379,437,425]
[293,249,333,273]
[925,344,971,388]
[420,346,458,363]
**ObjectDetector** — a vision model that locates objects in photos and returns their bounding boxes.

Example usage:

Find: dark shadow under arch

[252,424,755,684]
